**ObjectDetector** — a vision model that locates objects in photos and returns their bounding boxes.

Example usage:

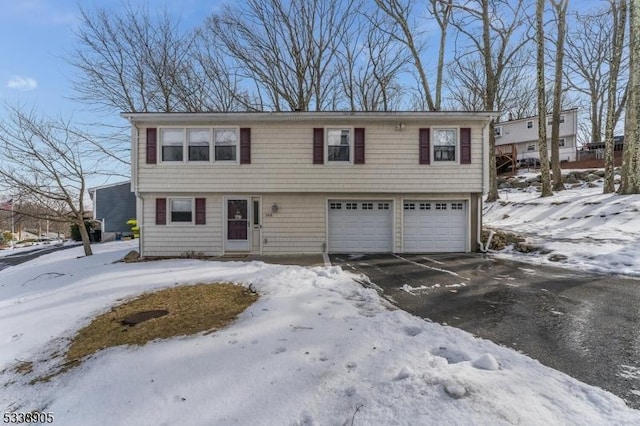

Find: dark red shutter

[419,128,430,164]
[195,198,206,225]
[354,128,365,164]
[240,128,251,164]
[313,128,324,164]
[155,198,166,225]
[460,128,471,164]
[146,128,157,164]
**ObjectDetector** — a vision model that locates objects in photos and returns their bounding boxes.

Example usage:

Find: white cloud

[7,76,38,91]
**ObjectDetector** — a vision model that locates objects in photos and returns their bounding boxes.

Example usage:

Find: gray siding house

[88,181,137,241]
[122,112,495,257]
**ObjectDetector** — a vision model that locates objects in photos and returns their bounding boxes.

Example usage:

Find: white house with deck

[494,108,578,164]
[122,111,495,257]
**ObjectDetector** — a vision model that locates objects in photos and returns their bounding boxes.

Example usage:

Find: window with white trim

[433,129,457,162]
[527,144,536,152]
[214,129,239,162]
[362,202,373,210]
[161,129,184,161]
[188,129,210,161]
[419,203,431,210]
[547,115,565,125]
[159,127,239,163]
[404,202,415,210]
[330,202,342,210]
[326,128,352,163]
[435,203,447,210]
[170,198,193,223]
[452,203,464,210]
[527,121,533,129]
[378,203,390,210]
[494,126,502,137]
[559,138,566,147]
[346,202,358,210]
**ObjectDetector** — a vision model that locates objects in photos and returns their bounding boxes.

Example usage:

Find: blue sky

[1,0,607,122]
[0,0,218,122]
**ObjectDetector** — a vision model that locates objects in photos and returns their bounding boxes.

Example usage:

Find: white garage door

[328,200,393,253]
[403,201,467,253]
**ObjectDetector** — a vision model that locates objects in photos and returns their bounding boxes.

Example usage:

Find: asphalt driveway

[331,253,640,410]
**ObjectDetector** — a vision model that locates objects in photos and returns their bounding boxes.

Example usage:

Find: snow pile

[1,241,638,425]
[485,172,640,276]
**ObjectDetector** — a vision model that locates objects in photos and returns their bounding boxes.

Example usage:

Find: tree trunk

[620,0,640,194]
[604,0,627,194]
[550,0,567,192]
[483,0,499,202]
[77,217,93,257]
[536,0,552,197]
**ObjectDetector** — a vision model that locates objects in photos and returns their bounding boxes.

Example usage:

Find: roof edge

[120,111,499,123]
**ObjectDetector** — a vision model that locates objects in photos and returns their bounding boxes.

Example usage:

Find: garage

[403,200,467,253]
[328,200,393,253]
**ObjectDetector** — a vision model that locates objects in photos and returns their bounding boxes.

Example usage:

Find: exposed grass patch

[65,283,258,363]
[14,361,33,375]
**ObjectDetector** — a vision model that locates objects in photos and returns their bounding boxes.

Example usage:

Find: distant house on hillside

[494,108,578,171]
[88,181,136,241]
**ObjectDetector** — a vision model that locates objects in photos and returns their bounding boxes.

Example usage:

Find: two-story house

[494,108,579,164]
[121,112,495,257]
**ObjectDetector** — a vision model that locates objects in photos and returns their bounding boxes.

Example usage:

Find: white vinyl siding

[140,192,477,256]
[137,120,485,194]
[143,194,222,257]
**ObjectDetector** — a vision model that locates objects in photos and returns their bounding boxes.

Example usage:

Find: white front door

[225,198,250,251]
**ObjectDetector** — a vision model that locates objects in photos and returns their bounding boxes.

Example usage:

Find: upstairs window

[188,129,210,161]
[433,129,457,162]
[559,138,566,147]
[527,121,533,129]
[327,128,352,163]
[214,129,239,162]
[158,127,241,163]
[494,126,502,137]
[161,129,184,162]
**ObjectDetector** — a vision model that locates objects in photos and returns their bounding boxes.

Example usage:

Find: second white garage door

[328,200,393,253]
[403,201,467,252]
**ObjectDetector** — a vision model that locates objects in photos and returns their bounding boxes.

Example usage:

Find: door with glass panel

[225,198,250,251]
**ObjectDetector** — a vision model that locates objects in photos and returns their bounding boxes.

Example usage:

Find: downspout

[129,119,143,257]
[477,116,494,253]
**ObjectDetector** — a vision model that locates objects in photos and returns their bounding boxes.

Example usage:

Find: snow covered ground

[1,239,639,425]
[484,171,640,277]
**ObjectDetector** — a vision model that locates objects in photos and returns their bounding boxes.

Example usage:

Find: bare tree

[549,0,568,192]
[620,0,640,194]
[336,16,409,111]
[536,0,552,197]
[69,4,198,113]
[604,0,628,193]
[374,0,451,111]
[565,8,629,147]
[205,0,355,112]
[0,105,124,256]
[449,0,532,202]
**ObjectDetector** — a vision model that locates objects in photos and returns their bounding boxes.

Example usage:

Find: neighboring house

[494,108,578,164]
[121,112,495,257]
[88,181,137,241]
